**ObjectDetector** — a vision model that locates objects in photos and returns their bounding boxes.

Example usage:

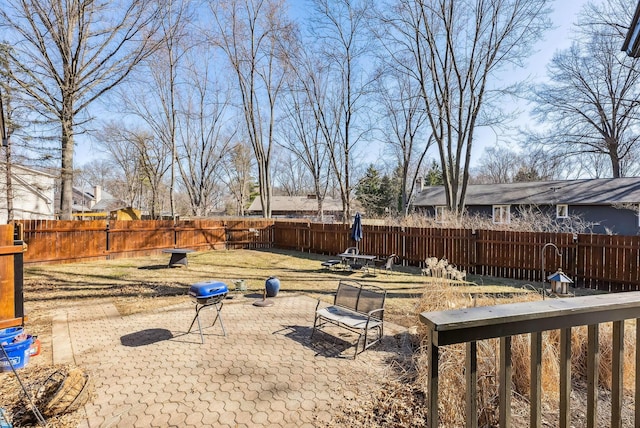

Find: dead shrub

[413,283,636,426]
[390,206,594,234]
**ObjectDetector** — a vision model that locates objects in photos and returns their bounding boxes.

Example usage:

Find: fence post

[470,229,478,275]
[173,220,178,248]
[106,222,110,252]
[13,238,24,320]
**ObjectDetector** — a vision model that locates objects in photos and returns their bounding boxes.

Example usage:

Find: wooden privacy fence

[17,219,274,263]
[274,221,640,292]
[14,219,640,292]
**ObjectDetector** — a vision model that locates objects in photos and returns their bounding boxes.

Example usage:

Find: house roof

[413,177,640,207]
[91,197,127,212]
[247,195,344,213]
[71,186,126,212]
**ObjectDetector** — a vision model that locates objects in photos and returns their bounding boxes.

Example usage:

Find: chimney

[92,185,102,208]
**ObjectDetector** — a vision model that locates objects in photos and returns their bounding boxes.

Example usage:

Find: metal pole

[541,243,562,300]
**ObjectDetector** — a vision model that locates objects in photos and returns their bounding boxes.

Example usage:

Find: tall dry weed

[414,281,637,426]
[392,208,594,233]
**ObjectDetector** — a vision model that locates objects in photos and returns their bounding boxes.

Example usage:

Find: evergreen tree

[426,160,444,185]
[355,164,383,216]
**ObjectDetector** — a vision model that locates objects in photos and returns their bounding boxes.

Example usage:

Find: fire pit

[187,281,228,343]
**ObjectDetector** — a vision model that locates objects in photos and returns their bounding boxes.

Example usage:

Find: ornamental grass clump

[414,281,636,426]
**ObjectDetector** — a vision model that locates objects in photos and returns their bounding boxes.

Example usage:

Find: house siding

[570,205,638,235]
[422,204,639,235]
[0,165,56,223]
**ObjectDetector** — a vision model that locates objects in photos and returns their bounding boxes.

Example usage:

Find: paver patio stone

[184,411,204,425]
[168,411,187,426]
[252,411,270,424]
[201,410,220,425]
[255,399,272,412]
[267,410,285,424]
[150,412,170,426]
[218,410,237,425]
[50,295,407,427]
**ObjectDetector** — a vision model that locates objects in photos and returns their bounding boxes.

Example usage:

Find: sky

[466,0,590,164]
[73,0,592,169]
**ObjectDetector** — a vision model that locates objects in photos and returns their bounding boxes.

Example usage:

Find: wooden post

[586,324,599,428]
[530,331,542,428]
[560,328,571,428]
[499,336,511,428]
[611,321,624,428]
[466,341,477,428]
[0,224,25,328]
[428,330,439,428]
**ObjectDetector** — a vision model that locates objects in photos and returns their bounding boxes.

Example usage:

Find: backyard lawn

[21,248,531,336]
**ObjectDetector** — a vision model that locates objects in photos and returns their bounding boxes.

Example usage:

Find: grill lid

[189,281,229,298]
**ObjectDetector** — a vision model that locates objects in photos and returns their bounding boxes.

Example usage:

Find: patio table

[337,253,377,271]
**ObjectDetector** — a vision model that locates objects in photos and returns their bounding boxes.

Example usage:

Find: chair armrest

[367,307,385,318]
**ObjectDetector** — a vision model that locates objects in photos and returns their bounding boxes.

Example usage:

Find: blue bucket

[0,327,23,345]
[0,335,33,371]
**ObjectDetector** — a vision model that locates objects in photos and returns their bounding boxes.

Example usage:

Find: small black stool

[187,281,228,343]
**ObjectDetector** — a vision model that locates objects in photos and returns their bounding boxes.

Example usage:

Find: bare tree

[209,0,293,218]
[472,146,518,184]
[271,150,313,196]
[473,146,564,184]
[278,45,331,219]
[177,48,235,216]
[75,159,117,192]
[130,129,171,219]
[375,69,431,215]
[379,0,551,213]
[0,54,14,222]
[306,0,376,222]
[95,121,172,217]
[529,1,640,178]
[95,122,145,208]
[0,0,161,219]
[220,141,255,216]
[0,43,41,222]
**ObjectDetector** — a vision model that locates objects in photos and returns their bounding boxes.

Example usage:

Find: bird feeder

[547,268,573,296]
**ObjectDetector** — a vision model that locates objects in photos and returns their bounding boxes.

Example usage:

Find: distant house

[72,185,138,220]
[0,163,56,223]
[247,195,347,221]
[412,178,640,235]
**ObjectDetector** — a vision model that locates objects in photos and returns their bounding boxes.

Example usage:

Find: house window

[556,204,569,219]
[492,205,511,224]
[435,206,446,222]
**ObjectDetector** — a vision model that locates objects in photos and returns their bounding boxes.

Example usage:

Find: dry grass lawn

[7,247,611,427]
[20,248,531,338]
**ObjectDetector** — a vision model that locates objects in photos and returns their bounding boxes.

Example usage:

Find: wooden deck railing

[420,292,640,428]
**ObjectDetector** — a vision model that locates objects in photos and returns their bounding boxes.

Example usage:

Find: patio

[52,293,408,427]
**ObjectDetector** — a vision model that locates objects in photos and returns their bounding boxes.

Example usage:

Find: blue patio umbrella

[350,212,363,250]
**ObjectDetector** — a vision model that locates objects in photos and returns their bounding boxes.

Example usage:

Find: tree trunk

[4,142,12,222]
[59,114,74,220]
